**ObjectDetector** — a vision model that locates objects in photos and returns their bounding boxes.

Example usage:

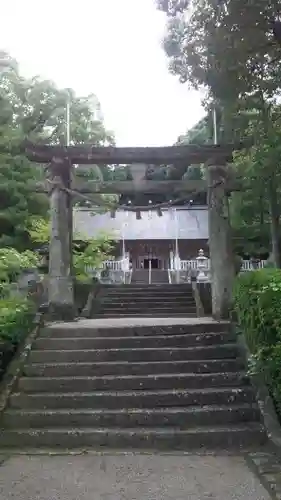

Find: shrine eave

[25,141,244,165]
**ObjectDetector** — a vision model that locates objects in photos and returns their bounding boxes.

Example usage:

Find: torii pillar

[48,157,76,321]
[206,165,235,319]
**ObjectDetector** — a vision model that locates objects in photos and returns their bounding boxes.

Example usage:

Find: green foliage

[0,245,37,346]
[234,268,281,416]
[27,217,50,244]
[251,343,281,417]
[0,247,39,298]
[158,0,281,102]
[73,233,114,282]
[0,51,116,248]
[0,246,38,346]
[233,269,281,350]
[0,296,34,344]
[158,0,281,260]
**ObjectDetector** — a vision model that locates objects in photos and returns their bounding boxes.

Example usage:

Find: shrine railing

[170,251,267,284]
[179,258,267,273]
[85,257,130,284]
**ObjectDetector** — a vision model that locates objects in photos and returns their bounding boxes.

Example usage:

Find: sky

[0,0,205,146]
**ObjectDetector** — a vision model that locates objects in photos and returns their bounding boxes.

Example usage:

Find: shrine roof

[73,206,209,241]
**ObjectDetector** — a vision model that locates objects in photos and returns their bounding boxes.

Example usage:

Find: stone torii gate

[25,142,240,321]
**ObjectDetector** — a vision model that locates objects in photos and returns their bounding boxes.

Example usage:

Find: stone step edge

[104,297,194,300]
[30,344,238,354]
[19,371,247,383]
[35,333,235,342]
[99,305,196,309]
[93,314,198,318]
[101,305,196,308]
[102,293,195,297]
[0,423,265,436]
[41,326,231,337]
[12,387,254,397]
[4,402,259,416]
[25,358,244,368]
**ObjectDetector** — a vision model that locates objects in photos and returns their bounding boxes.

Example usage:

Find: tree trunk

[207,166,235,319]
[268,176,281,267]
[260,95,281,267]
[48,158,75,320]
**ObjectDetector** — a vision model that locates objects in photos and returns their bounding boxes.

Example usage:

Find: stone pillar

[206,166,235,319]
[48,157,75,321]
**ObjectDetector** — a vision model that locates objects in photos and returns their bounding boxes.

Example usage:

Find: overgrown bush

[0,247,40,299]
[233,268,281,417]
[73,234,114,283]
[0,296,35,344]
[0,247,38,346]
[233,268,281,351]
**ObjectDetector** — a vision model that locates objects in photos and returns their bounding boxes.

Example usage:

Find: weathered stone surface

[48,161,75,321]
[0,425,266,449]
[2,404,261,430]
[24,359,244,378]
[207,167,235,319]
[27,344,239,363]
[42,318,231,336]
[48,302,76,322]
[33,331,236,350]
[0,454,271,499]
[17,371,249,392]
[247,450,281,499]
[97,284,197,318]
[9,387,257,410]
[0,317,266,450]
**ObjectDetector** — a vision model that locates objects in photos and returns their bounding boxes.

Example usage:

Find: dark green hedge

[233,268,281,416]
[0,297,35,344]
[0,297,35,382]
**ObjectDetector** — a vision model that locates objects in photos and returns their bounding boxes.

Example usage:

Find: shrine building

[73,203,209,273]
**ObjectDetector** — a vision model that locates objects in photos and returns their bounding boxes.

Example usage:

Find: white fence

[86,254,267,285]
[86,257,130,273]
[179,258,267,273]
[170,251,267,284]
[85,257,132,284]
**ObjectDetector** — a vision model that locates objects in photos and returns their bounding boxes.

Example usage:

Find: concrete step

[2,404,261,429]
[101,298,196,305]
[34,332,236,351]
[0,424,266,449]
[24,358,244,377]
[28,344,239,363]
[104,286,193,292]
[94,312,198,318]
[109,292,193,295]
[18,372,249,393]
[104,284,192,290]
[131,281,169,284]
[9,387,256,410]
[40,322,231,338]
[99,307,197,314]
[104,292,194,299]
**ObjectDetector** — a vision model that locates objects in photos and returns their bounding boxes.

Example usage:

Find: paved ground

[48,316,225,329]
[0,453,272,499]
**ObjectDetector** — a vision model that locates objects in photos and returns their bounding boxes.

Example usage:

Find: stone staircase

[131,269,169,284]
[97,284,197,318]
[0,320,266,449]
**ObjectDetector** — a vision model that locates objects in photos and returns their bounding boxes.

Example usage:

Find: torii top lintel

[25,141,242,166]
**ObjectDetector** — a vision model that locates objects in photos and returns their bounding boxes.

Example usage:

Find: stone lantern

[196,249,209,282]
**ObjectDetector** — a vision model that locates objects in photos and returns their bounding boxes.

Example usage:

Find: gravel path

[0,453,271,500]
